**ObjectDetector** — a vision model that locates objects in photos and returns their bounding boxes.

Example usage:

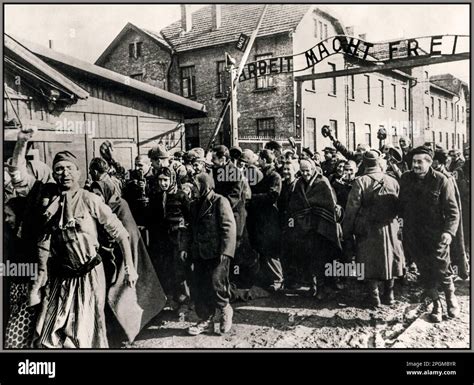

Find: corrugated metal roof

[161,4,312,52]
[17,36,207,117]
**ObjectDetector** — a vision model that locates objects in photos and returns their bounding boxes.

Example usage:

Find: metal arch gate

[220,34,469,151]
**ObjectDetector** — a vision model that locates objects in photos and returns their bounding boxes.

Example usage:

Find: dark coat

[331,178,354,209]
[343,171,405,280]
[147,186,190,252]
[287,172,342,250]
[247,166,282,256]
[212,161,247,241]
[278,178,297,227]
[91,178,166,342]
[399,168,460,275]
[189,190,236,260]
[122,168,154,226]
[438,166,469,279]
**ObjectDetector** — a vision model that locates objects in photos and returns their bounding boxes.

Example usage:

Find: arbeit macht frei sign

[238,35,469,82]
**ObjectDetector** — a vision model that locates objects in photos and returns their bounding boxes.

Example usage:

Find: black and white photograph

[1,1,471,368]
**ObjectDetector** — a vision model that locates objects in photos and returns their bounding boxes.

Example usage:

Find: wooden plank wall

[4,71,186,185]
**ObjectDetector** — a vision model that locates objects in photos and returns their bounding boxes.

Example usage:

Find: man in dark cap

[321,147,338,177]
[399,145,460,322]
[122,155,154,227]
[211,145,246,247]
[187,172,236,336]
[7,129,137,347]
[148,144,187,185]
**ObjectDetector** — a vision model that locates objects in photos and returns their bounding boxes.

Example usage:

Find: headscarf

[195,172,215,199]
[156,166,177,193]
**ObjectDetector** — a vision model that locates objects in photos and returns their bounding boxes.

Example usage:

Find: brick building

[96,4,469,152]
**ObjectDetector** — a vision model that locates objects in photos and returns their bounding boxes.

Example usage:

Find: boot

[381,279,395,305]
[366,280,381,308]
[444,283,460,318]
[430,299,443,323]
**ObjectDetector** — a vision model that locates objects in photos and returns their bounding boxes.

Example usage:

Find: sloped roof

[17,37,206,118]
[5,34,89,100]
[95,22,172,65]
[430,73,469,98]
[160,4,313,52]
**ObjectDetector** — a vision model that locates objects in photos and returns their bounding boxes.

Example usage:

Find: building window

[457,133,460,149]
[364,75,370,103]
[349,122,356,150]
[439,131,442,143]
[216,61,226,95]
[257,118,275,137]
[328,63,336,95]
[311,66,316,91]
[462,106,465,123]
[180,66,196,98]
[329,119,338,139]
[255,53,274,89]
[130,72,143,81]
[313,19,318,38]
[446,132,449,148]
[349,75,355,100]
[185,123,200,150]
[438,99,441,119]
[319,21,323,40]
[452,133,456,148]
[451,102,454,120]
[129,41,143,59]
[425,107,430,129]
[402,87,407,111]
[462,134,465,144]
[324,23,328,39]
[403,127,408,137]
[457,105,460,121]
[432,131,435,146]
[391,84,396,109]
[306,117,316,150]
[379,79,384,106]
[392,126,398,145]
[444,100,448,119]
[431,97,434,117]
[364,124,372,146]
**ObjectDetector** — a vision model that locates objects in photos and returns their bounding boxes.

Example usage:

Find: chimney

[181,5,192,33]
[345,26,354,36]
[211,5,222,30]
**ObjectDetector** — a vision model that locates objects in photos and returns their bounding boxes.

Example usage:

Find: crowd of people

[3,127,470,348]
